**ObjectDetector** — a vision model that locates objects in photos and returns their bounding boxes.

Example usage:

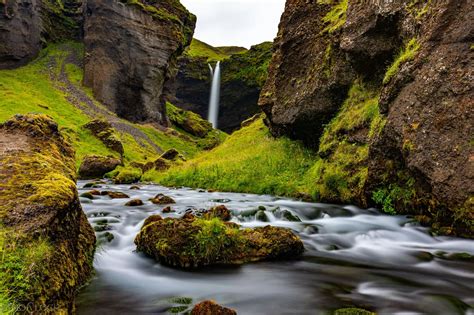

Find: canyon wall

[171,41,273,132]
[260,0,473,236]
[83,0,196,124]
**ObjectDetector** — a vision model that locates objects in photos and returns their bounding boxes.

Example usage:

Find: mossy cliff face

[170,40,273,132]
[0,0,83,69]
[260,0,473,236]
[0,114,95,312]
[83,0,196,124]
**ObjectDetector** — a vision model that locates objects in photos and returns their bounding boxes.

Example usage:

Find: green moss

[383,38,421,84]
[321,0,348,34]
[221,41,273,88]
[111,166,143,184]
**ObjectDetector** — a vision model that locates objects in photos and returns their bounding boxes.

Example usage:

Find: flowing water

[207,61,221,128]
[76,181,474,315]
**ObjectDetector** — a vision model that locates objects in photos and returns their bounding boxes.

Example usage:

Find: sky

[180,0,286,48]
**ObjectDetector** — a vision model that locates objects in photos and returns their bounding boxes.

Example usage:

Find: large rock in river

[135,214,304,268]
[78,155,122,179]
[0,114,95,312]
[83,0,196,124]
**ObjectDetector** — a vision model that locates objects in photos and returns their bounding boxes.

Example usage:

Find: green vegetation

[0,230,52,314]
[150,79,385,205]
[147,117,317,196]
[307,80,381,202]
[321,0,348,34]
[0,42,206,170]
[383,38,421,84]
[222,41,273,87]
[185,39,243,61]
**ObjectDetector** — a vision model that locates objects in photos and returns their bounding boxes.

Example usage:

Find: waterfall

[207,61,221,128]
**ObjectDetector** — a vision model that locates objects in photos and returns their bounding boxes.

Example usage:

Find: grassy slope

[147,79,383,205]
[0,43,203,168]
[185,39,247,61]
[147,118,317,196]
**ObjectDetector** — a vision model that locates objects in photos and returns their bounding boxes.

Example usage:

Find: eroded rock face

[0,0,84,69]
[135,214,304,268]
[259,0,355,147]
[0,114,95,311]
[0,0,42,68]
[366,0,474,236]
[260,0,473,235]
[83,0,196,124]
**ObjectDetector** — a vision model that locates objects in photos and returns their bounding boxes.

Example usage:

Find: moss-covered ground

[185,39,247,62]
[0,42,205,169]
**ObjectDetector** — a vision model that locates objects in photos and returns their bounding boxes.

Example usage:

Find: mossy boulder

[161,148,181,160]
[78,155,122,179]
[150,193,176,204]
[135,215,304,268]
[112,167,142,184]
[0,114,95,312]
[125,199,144,206]
[191,300,237,315]
[83,119,124,155]
[102,191,130,199]
[166,102,213,137]
[203,205,232,221]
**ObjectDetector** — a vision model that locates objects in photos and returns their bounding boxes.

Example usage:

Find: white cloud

[180,0,286,48]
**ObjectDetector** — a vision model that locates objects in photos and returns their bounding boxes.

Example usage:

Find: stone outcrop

[171,41,273,132]
[78,155,122,179]
[83,0,196,124]
[83,119,124,156]
[0,114,95,312]
[0,0,83,69]
[260,0,473,236]
[135,214,304,268]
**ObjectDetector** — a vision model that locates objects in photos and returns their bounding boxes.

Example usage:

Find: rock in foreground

[135,215,304,268]
[0,114,95,311]
[78,155,122,179]
[191,300,237,315]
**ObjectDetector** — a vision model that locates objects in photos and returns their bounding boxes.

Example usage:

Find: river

[75,181,474,314]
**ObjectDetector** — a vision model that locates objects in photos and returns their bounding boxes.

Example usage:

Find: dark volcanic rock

[171,41,273,132]
[0,0,41,68]
[83,0,196,124]
[78,155,122,179]
[259,1,355,147]
[366,0,474,236]
[260,0,473,235]
[0,0,83,69]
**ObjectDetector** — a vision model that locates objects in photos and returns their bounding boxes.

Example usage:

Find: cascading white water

[207,61,221,128]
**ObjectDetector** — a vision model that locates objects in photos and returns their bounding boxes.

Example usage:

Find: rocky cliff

[260,0,473,236]
[83,0,196,124]
[171,40,273,132]
[0,114,95,312]
[0,0,83,69]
